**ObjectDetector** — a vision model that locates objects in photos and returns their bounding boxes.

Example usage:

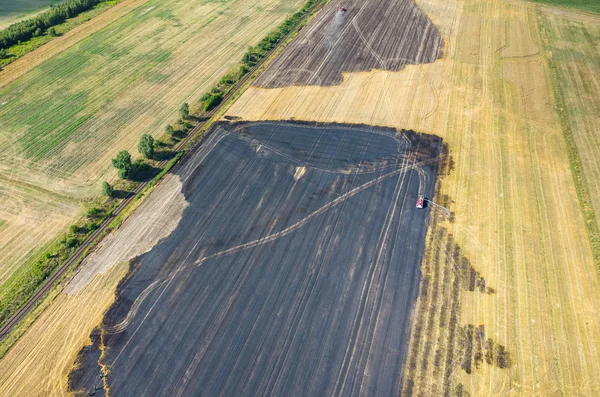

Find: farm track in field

[0,0,326,343]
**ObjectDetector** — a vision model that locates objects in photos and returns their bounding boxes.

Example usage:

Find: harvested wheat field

[0,0,304,286]
[0,171,189,396]
[539,7,600,240]
[228,0,600,394]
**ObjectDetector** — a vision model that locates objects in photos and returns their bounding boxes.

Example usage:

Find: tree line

[0,0,107,50]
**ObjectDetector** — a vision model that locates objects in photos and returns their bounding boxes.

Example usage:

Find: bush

[65,236,79,248]
[102,181,113,197]
[86,207,102,219]
[117,167,130,179]
[69,224,88,234]
[138,134,154,159]
[165,125,174,135]
[179,102,189,119]
[220,74,235,86]
[204,93,223,112]
[47,27,57,37]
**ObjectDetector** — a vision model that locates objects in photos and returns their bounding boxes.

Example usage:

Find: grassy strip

[0,1,118,68]
[531,0,599,14]
[537,9,600,273]
[0,0,326,345]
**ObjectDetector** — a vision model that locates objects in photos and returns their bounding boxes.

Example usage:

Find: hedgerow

[0,0,111,50]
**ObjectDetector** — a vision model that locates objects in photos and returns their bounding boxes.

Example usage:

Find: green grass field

[531,0,600,14]
[0,0,303,287]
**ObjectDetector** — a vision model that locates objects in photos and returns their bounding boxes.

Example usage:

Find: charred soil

[72,121,443,396]
[254,0,443,87]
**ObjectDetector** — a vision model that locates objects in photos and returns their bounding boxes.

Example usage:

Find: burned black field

[75,122,443,396]
[254,0,443,87]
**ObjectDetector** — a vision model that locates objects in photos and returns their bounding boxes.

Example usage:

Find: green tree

[0,49,7,59]
[34,28,43,37]
[112,150,132,179]
[138,134,154,159]
[102,181,114,197]
[165,125,174,135]
[204,93,223,112]
[47,27,57,37]
[179,102,189,119]
[65,236,79,248]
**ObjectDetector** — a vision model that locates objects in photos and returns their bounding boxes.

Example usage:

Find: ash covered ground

[72,121,443,396]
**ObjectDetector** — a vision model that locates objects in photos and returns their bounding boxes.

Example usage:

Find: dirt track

[71,121,442,396]
[254,0,442,87]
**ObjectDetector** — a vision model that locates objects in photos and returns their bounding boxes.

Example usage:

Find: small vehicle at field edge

[416,194,424,209]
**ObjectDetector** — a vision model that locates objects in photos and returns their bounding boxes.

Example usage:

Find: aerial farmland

[0,0,304,289]
[1,0,600,395]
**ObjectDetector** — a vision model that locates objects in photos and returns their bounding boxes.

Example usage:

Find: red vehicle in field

[339,6,347,11]
[416,194,424,209]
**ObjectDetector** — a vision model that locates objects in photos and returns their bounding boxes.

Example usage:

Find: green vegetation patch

[531,0,600,14]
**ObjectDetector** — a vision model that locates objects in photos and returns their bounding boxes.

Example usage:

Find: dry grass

[0,262,129,396]
[227,0,600,394]
[0,0,304,286]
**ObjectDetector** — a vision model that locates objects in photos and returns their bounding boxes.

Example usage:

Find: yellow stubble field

[0,174,188,396]
[227,0,600,394]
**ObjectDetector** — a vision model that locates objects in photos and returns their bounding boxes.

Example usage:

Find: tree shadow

[187,115,207,123]
[129,162,161,182]
[171,129,188,140]
[112,189,132,200]
[153,150,176,161]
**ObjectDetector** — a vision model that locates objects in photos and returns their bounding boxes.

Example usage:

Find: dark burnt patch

[460,324,511,374]
[254,0,443,87]
[70,121,444,396]
[67,327,105,397]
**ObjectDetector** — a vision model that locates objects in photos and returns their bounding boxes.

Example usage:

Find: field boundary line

[0,0,331,348]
